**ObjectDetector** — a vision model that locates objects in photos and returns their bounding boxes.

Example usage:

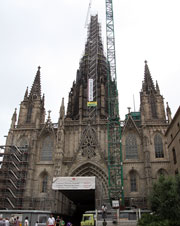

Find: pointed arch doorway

[71,162,108,210]
[52,163,108,212]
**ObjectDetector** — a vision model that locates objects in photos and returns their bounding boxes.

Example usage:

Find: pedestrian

[47,215,55,226]
[35,221,38,226]
[102,204,107,219]
[24,217,29,226]
[59,218,65,226]
[55,216,60,226]
[0,218,5,226]
[9,216,14,226]
[102,219,107,226]
[5,218,9,226]
[13,219,16,226]
[16,217,20,226]
[66,222,72,226]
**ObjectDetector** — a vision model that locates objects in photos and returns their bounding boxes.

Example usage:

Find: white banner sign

[52,176,95,190]
[88,79,93,101]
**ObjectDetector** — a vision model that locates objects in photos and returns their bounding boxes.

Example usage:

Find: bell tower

[17,66,45,128]
[140,61,166,124]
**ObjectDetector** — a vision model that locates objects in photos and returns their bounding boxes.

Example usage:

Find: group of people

[47,215,72,226]
[0,216,21,226]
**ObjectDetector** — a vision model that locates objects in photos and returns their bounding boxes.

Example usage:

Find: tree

[138,174,180,226]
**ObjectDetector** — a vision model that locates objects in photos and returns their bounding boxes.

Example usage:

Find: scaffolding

[105,0,124,206]
[86,15,100,120]
[0,145,29,209]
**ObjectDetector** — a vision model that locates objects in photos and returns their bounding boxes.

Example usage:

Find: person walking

[16,217,20,226]
[24,217,29,226]
[102,204,107,219]
[47,215,55,226]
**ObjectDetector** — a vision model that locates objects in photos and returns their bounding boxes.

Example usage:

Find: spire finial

[11,108,17,129]
[166,102,172,123]
[48,110,51,120]
[38,66,41,71]
[144,60,147,64]
[128,107,131,114]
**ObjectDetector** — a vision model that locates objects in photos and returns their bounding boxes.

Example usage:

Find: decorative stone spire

[24,87,28,100]
[142,61,155,93]
[59,98,65,120]
[10,108,17,129]
[166,102,172,123]
[156,80,160,94]
[140,61,166,122]
[47,110,51,122]
[29,66,41,99]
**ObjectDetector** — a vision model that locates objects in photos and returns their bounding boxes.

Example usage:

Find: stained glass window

[125,134,138,159]
[154,134,164,158]
[41,136,53,161]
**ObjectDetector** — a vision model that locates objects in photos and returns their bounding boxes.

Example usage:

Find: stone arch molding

[69,162,108,198]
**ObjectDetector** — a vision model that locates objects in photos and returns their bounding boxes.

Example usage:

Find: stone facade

[165,106,180,175]
[0,16,172,213]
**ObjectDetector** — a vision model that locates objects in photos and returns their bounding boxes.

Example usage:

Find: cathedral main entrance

[52,176,96,212]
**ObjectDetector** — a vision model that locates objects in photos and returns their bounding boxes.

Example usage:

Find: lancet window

[154,134,164,158]
[125,134,138,159]
[41,136,53,161]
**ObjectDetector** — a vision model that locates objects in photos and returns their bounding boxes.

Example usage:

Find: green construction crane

[105,0,124,207]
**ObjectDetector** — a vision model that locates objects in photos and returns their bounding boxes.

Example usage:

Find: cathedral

[0,15,171,214]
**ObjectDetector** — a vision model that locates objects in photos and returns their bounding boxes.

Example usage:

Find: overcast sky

[0,0,180,145]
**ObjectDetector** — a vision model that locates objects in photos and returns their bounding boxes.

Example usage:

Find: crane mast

[105,0,124,206]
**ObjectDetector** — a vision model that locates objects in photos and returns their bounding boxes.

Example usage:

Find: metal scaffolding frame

[105,0,124,206]
[0,145,29,209]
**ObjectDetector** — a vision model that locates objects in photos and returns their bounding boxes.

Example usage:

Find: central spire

[77,15,107,83]
[66,15,108,120]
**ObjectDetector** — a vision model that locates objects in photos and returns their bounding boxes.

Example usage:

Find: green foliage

[138,214,170,226]
[137,174,180,226]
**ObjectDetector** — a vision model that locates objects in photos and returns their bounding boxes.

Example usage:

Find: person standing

[59,218,65,226]
[5,218,9,226]
[47,215,55,226]
[24,217,29,226]
[16,217,20,226]
[0,218,5,226]
[55,216,60,226]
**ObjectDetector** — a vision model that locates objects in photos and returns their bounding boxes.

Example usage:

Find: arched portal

[70,162,108,209]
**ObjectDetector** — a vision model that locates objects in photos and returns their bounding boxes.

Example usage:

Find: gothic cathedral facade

[0,16,171,213]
